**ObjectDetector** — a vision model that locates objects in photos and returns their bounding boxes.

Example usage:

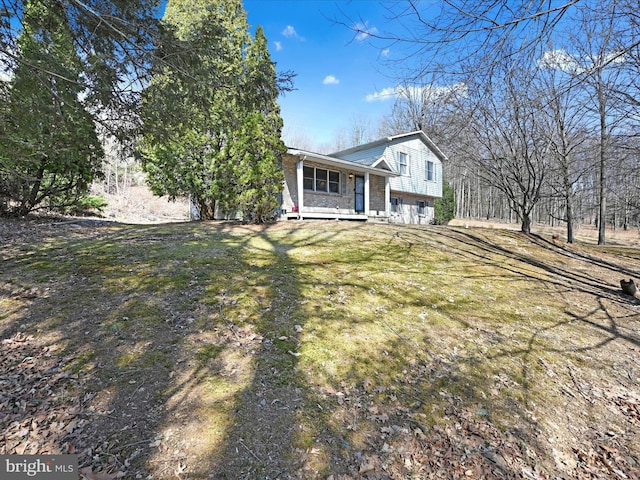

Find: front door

[354,176,365,213]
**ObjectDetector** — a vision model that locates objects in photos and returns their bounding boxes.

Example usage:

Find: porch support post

[384,177,391,217]
[296,159,304,216]
[364,172,370,216]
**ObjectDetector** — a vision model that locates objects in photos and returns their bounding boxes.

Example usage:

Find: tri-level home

[279,130,446,224]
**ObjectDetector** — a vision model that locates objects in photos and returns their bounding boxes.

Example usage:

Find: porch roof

[287,149,398,177]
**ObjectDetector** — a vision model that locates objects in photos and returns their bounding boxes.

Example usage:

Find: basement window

[391,197,403,213]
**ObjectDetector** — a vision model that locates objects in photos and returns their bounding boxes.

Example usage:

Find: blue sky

[242,1,404,150]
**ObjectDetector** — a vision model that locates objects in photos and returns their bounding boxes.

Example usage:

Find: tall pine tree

[221,25,286,222]
[0,0,103,217]
[140,0,287,222]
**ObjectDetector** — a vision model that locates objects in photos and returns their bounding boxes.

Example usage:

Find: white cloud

[365,87,398,102]
[381,48,390,57]
[281,25,305,41]
[365,83,467,103]
[538,49,582,73]
[323,75,340,85]
[354,21,379,42]
[274,41,283,52]
[602,51,626,65]
[540,48,627,75]
[282,25,298,38]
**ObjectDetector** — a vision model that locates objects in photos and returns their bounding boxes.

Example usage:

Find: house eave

[286,149,398,177]
[330,130,449,163]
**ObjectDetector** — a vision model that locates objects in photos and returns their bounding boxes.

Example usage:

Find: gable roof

[286,149,398,177]
[329,130,448,163]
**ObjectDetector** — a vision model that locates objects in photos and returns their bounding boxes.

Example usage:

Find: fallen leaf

[79,467,125,480]
[359,461,375,474]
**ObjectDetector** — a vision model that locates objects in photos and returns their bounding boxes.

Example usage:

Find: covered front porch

[279,150,397,222]
[282,210,390,222]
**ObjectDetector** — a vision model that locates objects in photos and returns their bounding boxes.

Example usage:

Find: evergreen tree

[225,25,286,223]
[140,0,247,220]
[0,0,103,217]
[140,1,288,222]
[2,0,162,131]
[242,26,280,114]
[223,112,285,223]
[433,181,456,225]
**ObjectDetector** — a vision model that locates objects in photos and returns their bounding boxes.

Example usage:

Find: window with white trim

[426,160,435,181]
[303,166,341,193]
[390,197,402,213]
[417,200,426,215]
[398,152,408,175]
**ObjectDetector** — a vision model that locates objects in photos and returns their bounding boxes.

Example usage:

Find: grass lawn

[1,219,639,479]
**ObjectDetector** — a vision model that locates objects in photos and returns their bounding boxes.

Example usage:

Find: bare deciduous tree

[345,0,580,81]
[349,0,640,238]
[536,52,591,243]
[464,58,551,233]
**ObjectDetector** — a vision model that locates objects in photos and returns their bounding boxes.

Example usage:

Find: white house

[279,131,445,224]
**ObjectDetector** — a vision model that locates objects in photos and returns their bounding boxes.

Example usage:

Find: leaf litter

[0,332,125,478]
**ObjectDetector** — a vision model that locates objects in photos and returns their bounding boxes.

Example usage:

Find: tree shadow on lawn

[527,232,640,279]
[219,223,640,479]
[418,226,640,372]
[414,226,640,472]
[425,226,640,305]
[187,223,325,479]
[2,220,639,478]
[200,222,444,478]
[1,220,389,478]
[221,223,554,478]
[2,221,240,473]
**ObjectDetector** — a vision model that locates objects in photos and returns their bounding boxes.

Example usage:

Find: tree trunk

[197,198,216,221]
[565,177,574,243]
[18,162,46,216]
[521,213,532,234]
[597,72,607,246]
[598,164,606,245]
[566,198,574,243]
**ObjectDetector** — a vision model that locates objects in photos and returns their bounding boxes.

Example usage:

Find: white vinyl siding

[384,139,442,198]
